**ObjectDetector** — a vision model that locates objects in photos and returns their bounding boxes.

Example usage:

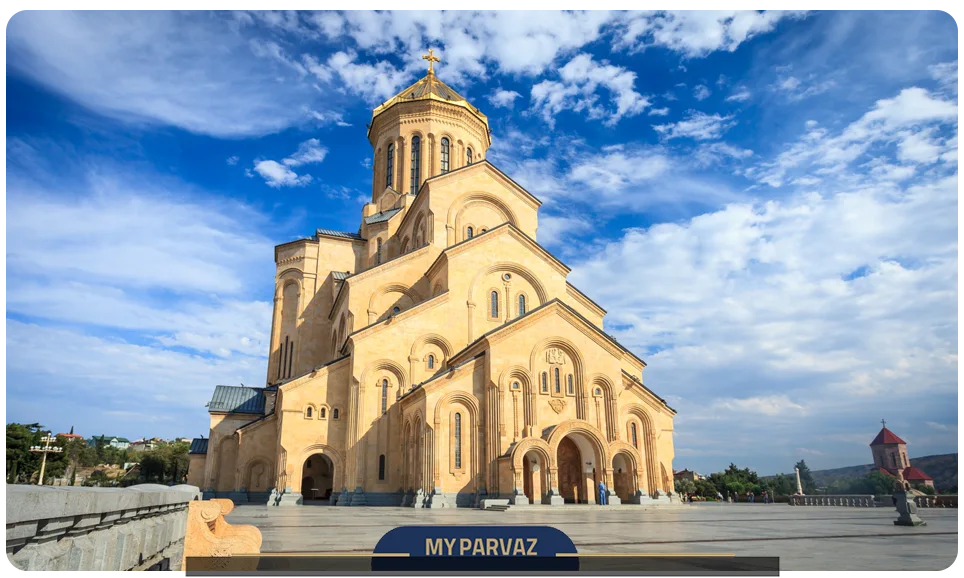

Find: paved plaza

[226,502,958,571]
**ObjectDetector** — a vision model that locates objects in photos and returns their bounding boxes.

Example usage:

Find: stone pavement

[226,502,958,571]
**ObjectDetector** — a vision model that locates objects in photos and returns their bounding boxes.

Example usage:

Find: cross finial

[422,48,440,75]
[881,419,886,428]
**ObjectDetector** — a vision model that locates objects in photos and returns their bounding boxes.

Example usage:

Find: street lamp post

[30,434,63,486]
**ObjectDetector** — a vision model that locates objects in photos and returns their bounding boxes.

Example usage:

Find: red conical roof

[870,427,906,446]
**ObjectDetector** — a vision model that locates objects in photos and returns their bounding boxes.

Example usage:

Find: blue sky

[4,10,958,475]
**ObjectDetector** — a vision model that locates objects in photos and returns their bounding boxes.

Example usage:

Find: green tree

[674,478,696,496]
[6,423,44,484]
[795,460,817,493]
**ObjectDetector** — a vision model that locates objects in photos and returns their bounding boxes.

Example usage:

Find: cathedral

[187,51,677,507]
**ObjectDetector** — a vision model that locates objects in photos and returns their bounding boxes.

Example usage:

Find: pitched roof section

[332,271,350,281]
[902,466,933,481]
[870,427,907,446]
[189,438,208,455]
[315,228,364,241]
[207,385,265,415]
[363,208,402,225]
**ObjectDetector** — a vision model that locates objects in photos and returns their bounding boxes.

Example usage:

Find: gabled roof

[206,385,265,415]
[315,228,364,241]
[902,466,933,481]
[870,427,907,446]
[363,208,402,225]
[448,298,648,382]
[188,438,208,455]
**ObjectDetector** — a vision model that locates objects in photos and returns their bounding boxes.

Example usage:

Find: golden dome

[369,50,489,135]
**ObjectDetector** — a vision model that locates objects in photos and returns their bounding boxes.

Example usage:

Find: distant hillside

[809,453,957,491]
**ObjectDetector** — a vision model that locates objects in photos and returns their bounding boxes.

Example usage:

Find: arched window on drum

[440,137,450,174]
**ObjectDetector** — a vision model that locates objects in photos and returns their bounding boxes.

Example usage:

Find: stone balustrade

[6,483,201,571]
[789,494,876,507]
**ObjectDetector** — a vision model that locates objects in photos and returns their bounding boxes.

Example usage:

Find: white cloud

[253,160,313,188]
[648,107,670,116]
[6,11,318,137]
[306,51,414,104]
[693,84,711,100]
[252,139,328,188]
[226,156,240,165]
[693,142,754,167]
[716,395,808,416]
[614,11,804,58]
[772,70,837,101]
[488,89,522,108]
[283,138,328,166]
[653,111,736,140]
[928,60,957,92]
[726,86,752,102]
[530,53,650,127]
[749,87,957,187]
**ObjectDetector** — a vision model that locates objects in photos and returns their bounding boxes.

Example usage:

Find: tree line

[6,423,190,486]
[675,459,937,500]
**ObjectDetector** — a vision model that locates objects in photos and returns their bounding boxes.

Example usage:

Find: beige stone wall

[186,454,206,488]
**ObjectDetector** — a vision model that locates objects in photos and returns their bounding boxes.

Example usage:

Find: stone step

[485,505,510,512]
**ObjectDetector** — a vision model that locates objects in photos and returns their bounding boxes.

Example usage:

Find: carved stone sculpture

[183,499,263,570]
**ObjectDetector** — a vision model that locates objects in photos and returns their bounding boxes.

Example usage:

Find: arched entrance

[522,449,549,504]
[301,454,334,502]
[612,452,636,502]
[556,433,602,504]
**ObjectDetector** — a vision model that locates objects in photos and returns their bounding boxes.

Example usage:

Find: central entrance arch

[301,453,334,503]
[547,420,610,505]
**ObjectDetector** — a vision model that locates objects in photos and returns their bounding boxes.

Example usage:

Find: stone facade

[5,484,199,570]
[190,60,677,507]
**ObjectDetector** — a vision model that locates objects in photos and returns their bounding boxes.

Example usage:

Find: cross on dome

[422,48,440,75]
[881,419,886,428]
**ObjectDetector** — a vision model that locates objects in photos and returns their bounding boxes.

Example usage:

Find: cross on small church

[881,419,886,428]
[422,48,440,75]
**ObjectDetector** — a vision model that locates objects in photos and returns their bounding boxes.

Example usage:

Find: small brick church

[870,421,934,488]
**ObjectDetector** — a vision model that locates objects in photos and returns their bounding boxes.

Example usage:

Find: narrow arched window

[567,374,574,395]
[306,407,312,418]
[454,413,462,469]
[320,407,326,419]
[467,227,474,239]
[410,136,421,192]
[554,367,561,393]
[378,454,386,480]
[490,291,499,318]
[333,408,339,420]
[386,143,394,188]
[631,423,638,449]
[466,147,473,166]
[518,294,526,317]
[376,238,382,265]
[381,379,389,414]
[541,372,548,393]
[428,354,435,369]
[441,137,450,174]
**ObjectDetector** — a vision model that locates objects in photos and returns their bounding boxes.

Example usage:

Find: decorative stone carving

[183,499,262,570]
[546,348,566,365]
[894,491,926,526]
[549,399,567,414]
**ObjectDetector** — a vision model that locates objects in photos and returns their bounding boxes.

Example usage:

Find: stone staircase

[484,504,510,512]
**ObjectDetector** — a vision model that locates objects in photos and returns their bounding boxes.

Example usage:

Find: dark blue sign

[372,525,578,571]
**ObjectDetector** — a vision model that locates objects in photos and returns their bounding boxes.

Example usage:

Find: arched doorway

[612,452,635,502]
[301,454,334,502]
[556,433,601,504]
[522,449,549,504]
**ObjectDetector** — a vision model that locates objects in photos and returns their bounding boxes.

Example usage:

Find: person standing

[597,481,608,506]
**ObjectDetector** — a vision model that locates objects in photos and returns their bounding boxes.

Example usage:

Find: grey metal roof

[363,208,401,225]
[206,385,265,415]
[332,271,350,281]
[189,438,208,455]
[316,228,363,240]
